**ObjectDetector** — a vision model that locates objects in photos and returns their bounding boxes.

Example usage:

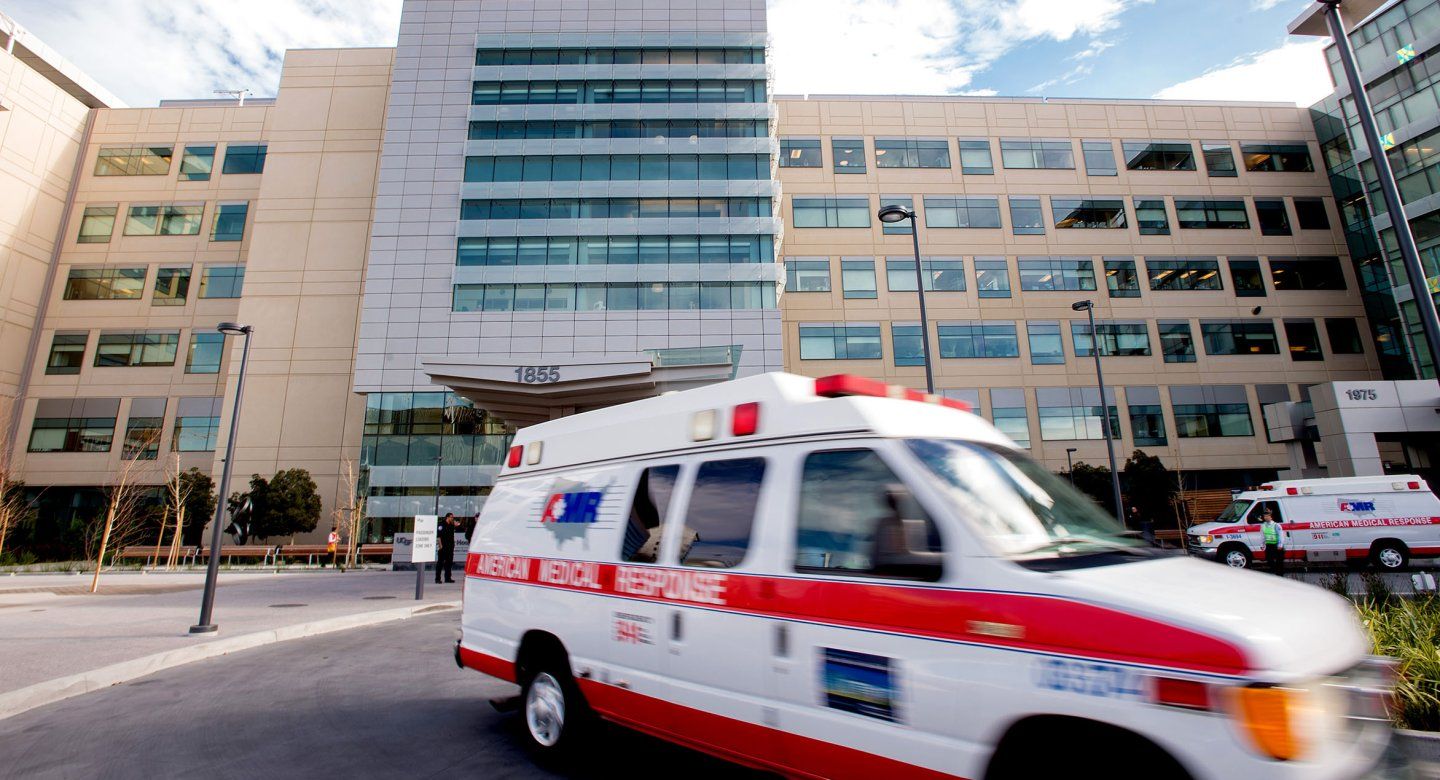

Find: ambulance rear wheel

[519,661,590,755]
[1220,545,1251,569]
[1371,541,1409,571]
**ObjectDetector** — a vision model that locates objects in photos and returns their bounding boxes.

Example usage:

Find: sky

[3,0,1335,108]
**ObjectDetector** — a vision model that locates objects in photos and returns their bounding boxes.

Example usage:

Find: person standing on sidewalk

[1260,508,1286,575]
[435,513,457,584]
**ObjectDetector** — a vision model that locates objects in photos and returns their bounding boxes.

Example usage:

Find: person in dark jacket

[436,513,457,584]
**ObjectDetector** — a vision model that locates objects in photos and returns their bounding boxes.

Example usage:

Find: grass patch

[1357,596,1440,731]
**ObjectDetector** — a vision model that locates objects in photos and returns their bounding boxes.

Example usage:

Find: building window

[179,146,215,181]
[1242,143,1313,172]
[1017,257,1096,291]
[198,265,246,298]
[124,204,204,236]
[1228,257,1266,297]
[77,206,117,243]
[1255,198,1292,236]
[461,196,772,220]
[1000,138,1074,169]
[841,258,877,299]
[1052,198,1126,229]
[990,389,1031,448]
[780,138,822,167]
[1122,141,1196,171]
[785,258,831,292]
[1269,256,1346,290]
[924,196,1001,228]
[464,153,769,183]
[1170,385,1253,438]
[186,332,226,374]
[63,267,146,300]
[153,267,191,306]
[1202,142,1237,177]
[792,197,871,228]
[798,324,883,360]
[832,138,866,173]
[1072,321,1151,357]
[122,414,164,461]
[975,257,1011,298]
[174,398,223,452]
[1104,257,1141,298]
[886,257,965,292]
[45,333,88,375]
[939,321,1019,358]
[454,282,775,312]
[1175,199,1249,229]
[1159,321,1197,363]
[892,324,926,366]
[1134,198,1170,235]
[958,139,994,174]
[1146,256,1223,291]
[1127,387,1168,446]
[1284,320,1325,362]
[1082,140,1117,176]
[1326,317,1365,354]
[211,203,249,242]
[95,331,179,367]
[473,47,766,66]
[874,138,950,168]
[28,399,119,453]
[1026,321,1065,365]
[881,196,914,235]
[1294,199,1331,230]
[469,118,768,139]
[1008,196,1045,235]
[94,146,172,176]
[470,79,768,106]
[458,234,774,266]
[222,144,268,174]
[1201,320,1280,355]
[1037,387,1120,442]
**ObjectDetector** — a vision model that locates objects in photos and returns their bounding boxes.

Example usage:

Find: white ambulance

[1188,477,1440,571]
[457,373,1405,779]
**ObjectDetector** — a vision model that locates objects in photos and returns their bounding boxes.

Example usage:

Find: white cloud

[4,0,400,106]
[770,0,1146,95]
[1251,0,1295,10]
[1153,39,1334,106]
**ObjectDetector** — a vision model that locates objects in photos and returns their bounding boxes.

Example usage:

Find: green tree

[174,468,217,548]
[246,468,322,541]
[1121,450,1179,530]
[1067,461,1117,517]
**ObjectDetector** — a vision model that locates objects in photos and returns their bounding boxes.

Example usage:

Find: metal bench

[357,543,394,561]
[276,544,339,565]
[197,545,277,566]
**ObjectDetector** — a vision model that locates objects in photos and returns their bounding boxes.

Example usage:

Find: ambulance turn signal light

[1233,686,1304,761]
[507,445,523,468]
[813,374,972,412]
[732,402,760,436]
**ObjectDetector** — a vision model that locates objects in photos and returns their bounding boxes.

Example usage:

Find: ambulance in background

[457,373,1406,779]
[1187,476,1440,571]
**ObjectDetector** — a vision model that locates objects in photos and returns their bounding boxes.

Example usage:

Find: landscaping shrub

[1357,596,1440,731]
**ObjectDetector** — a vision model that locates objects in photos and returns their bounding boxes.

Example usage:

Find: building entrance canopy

[422,347,739,427]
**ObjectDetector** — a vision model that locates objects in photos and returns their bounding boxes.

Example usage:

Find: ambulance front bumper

[1186,535,1219,558]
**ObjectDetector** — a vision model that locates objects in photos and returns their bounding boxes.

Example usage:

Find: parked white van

[1187,477,1440,571]
[458,373,1404,779]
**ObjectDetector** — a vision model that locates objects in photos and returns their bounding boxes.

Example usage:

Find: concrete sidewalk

[0,569,464,715]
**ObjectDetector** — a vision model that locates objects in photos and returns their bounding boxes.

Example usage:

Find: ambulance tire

[986,716,1191,780]
[1370,540,1409,572]
[1218,544,1251,569]
[518,653,592,757]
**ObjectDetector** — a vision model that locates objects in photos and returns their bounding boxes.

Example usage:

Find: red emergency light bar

[814,374,972,412]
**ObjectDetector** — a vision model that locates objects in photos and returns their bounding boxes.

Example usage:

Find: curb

[1397,729,1440,764]
[0,600,460,721]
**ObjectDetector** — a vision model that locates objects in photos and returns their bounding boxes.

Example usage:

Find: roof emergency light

[732,402,760,436]
[814,374,972,412]
[507,445,523,468]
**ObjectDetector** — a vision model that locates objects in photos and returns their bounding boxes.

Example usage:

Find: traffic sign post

[412,515,437,600]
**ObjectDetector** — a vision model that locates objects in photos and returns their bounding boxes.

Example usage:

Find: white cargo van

[457,373,1404,779]
[1188,477,1440,570]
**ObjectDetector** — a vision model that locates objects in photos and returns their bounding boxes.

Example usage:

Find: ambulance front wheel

[518,653,592,756]
[1219,544,1252,569]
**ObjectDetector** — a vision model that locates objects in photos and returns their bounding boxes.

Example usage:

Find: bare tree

[89,431,162,593]
[335,459,367,569]
[0,402,30,561]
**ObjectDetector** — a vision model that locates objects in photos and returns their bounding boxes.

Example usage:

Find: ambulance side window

[1250,501,1284,524]
[794,448,941,580]
[678,457,766,569]
[621,465,680,563]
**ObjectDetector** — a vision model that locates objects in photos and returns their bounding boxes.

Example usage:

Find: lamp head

[1070,300,1093,312]
[1066,447,1078,454]
[217,322,253,336]
[877,204,914,224]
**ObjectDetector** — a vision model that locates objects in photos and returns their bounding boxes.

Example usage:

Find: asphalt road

[0,612,767,779]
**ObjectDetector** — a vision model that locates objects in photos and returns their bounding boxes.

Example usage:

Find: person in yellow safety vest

[1259,508,1286,575]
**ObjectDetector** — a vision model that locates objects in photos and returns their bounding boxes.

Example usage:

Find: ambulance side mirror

[873,485,944,582]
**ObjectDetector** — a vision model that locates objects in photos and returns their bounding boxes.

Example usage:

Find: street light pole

[1073,301,1125,525]
[190,323,253,635]
[878,205,935,394]
[1321,0,1440,375]
[1065,448,1077,485]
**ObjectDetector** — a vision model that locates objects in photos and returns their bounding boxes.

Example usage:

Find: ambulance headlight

[1198,535,1214,545]
[1228,678,1347,762]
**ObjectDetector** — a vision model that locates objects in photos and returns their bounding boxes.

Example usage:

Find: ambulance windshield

[907,439,1145,561]
[1214,500,1252,524]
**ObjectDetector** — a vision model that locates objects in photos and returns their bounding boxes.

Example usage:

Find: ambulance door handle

[774,623,789,658]
[671,611,683,642]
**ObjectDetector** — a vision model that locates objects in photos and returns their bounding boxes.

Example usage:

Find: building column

[1321,432,1383,477]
